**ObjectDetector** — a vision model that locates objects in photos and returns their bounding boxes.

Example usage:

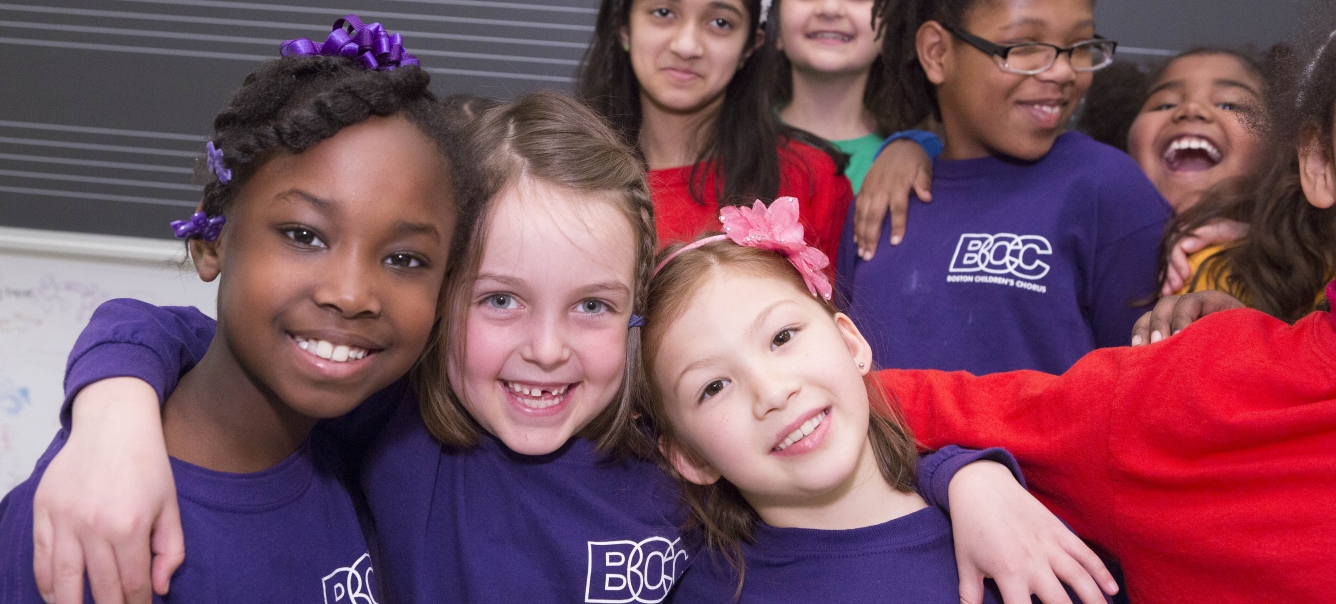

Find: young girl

[837,0,1172,375]
[1,18,458,603]
[26,98,1115,603]
[641,201,1097,603]
[1150,44,1336,320]
[577,0,852,263]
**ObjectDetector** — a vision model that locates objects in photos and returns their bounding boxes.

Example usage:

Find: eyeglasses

[943,23,1117,75]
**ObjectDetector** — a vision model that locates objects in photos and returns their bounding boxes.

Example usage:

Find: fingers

[914,164,934,203]
[888,187,910,248]
[957,563,987,604]
[1146,295,1180,344]
[50,525,87,604]
[84,538,127,604]
[1028,573,1076,604]
[1171,291,1245,335]
[1063,536,1118,595]
[1166,240,1193,295]
[1130,310,1152,346]
[114,531,154,604]
[33,506,55,602]
[150,500,185,597]
[853,192,887,260]
[1046,548,1110,604]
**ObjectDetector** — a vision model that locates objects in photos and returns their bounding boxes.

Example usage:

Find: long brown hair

[413,90,657,459]
[639,239,919,589]
[1160,33,1336,322]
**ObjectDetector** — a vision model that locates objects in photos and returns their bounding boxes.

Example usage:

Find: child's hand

[1162,219,1249,296]
[1131,290,1246,346]
[948,461,1117,604]
[32,378,183,604]
[853,139,933,260]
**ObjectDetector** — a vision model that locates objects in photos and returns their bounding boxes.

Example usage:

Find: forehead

[481,176,636,278]
[964,0,1094,32]
[247,116,454,220]
[631,0,749,16]
[1154,53,1262,91]
[657,269,814,355]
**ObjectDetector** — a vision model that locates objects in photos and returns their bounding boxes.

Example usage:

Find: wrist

[70,377,165,441]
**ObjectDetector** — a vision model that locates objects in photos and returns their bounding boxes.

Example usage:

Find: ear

[619,24,630,51]
[188,201,223,283]
[659,436,722,486]
[833,313,874,376]
[917,20,951,86]
[1298,131,1336,209]
[740,28,767,68]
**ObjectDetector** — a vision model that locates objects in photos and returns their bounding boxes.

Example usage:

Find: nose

[521,312,571,371]
[1035,51,1077,85]
[1172,98,1213,123]
[748,363,801,420]
[816,0,844,17]
[669,21,704,60]
[312,248,381,319]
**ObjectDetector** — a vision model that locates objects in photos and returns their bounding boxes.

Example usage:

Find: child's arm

[849,131,941,260]
[1129,290,1245,345]
[919,446,1116,604]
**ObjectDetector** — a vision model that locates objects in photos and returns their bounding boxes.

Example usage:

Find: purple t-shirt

[837,132,1172,375]
[45,299,1025,602]
[0,431,377,603]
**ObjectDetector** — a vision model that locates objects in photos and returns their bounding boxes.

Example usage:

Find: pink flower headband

[653,197,833,301]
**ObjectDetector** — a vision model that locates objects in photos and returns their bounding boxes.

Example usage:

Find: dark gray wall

[0,0,1308,240]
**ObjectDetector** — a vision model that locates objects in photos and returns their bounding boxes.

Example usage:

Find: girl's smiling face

[203,116,453,420]
[927,0,1096,160]
[452,177,638,455]
[652,270,881,511]
[777,0,879,77]
[622,0,759,116]
[1127,53,1266,213]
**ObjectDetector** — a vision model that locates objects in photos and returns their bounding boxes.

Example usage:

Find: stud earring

[858,361,866,369]
[622,41,630,51]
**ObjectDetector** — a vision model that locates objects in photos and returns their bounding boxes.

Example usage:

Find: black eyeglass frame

[942,23,1118,75]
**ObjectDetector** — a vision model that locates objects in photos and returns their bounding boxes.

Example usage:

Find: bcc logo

[585,536,688,603]
[948,233,1052,280]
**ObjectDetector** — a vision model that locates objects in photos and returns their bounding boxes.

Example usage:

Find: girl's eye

[282,227,325,248]
[384,252,425,269]
[577,299,607,314]
[651,7,672,18]
[1151,103,1176,112]
[485,294,518,310]
[702,379,729,400]
[709,17,734,30]
[771,328,795,350]
[1217,102,1241,111]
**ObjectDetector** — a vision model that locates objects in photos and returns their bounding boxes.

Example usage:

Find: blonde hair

[639,238,919,586]
[414,90,657,459]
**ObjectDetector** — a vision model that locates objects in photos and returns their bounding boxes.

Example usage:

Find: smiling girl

[642,202,1102,603]
[837,0,1172,376]
[0,19,458,602]
[578,0,852,263]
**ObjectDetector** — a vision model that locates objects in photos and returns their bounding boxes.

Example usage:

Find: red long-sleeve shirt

[647,139,852,266]
[879,307,1336,603]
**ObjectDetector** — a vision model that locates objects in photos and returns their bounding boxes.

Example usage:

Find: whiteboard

[0,227,217,493]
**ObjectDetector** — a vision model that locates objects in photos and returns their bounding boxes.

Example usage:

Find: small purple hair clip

[206,141,232,185]
[629,314,645,328]
[171,211,227,242]
[280,14,419,71]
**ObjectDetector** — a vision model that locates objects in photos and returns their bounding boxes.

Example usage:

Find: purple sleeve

[62,298,216,430]
[916,445,1024,512]
[1088,153,1172,349]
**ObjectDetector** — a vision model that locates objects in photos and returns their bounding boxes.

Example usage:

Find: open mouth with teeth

[1162,135,1223,172]
[806,31,853,43]
[294,336,371,363]
[773,409,829,453]
[502,381,574,410]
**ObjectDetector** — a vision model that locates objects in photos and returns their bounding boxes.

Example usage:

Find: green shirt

[832,134,886,194]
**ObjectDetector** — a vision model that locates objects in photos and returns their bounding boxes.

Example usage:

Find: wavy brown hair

[639,238,918,592]
[1161,30,1336,322]
[413,90,657,459]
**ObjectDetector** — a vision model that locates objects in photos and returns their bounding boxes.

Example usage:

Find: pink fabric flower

[719,197,832,300]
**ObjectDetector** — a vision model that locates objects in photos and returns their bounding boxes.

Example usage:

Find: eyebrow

[1000,18,1096,33]
[709,1,744,18]
[750,299,796,335]
[278,189,440,240]
[674,354,723,401]
[391,220,441,241]
[1146,78,1262,99]
[575,280,632,298]
[277,188,335,211]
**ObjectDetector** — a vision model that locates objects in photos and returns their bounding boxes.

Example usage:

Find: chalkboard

[0,226,216,492]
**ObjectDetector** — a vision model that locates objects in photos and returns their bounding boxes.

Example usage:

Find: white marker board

[0,227,216,493]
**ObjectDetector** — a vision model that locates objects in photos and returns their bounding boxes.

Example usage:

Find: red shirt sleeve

[878,308,1336,603]
[777,140,853,269]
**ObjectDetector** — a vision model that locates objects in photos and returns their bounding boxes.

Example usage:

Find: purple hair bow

[171,211,227,241]
[280,15,419,71]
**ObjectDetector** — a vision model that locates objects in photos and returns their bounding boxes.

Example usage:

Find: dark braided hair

[196,55,455,221]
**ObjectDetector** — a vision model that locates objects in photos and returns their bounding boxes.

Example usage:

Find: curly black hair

[195,55,455,220]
